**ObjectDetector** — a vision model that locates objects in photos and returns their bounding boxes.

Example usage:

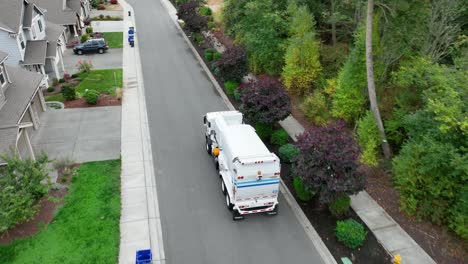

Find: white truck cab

[204,111,280,220]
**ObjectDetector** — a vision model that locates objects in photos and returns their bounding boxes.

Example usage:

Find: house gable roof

[21,40,47,65]
[45,21,65,42]
[32,0,77,25]
[0,0,27,33]
[0,65,43,126]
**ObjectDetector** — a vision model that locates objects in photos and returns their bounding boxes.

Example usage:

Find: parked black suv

[73,38,109,55]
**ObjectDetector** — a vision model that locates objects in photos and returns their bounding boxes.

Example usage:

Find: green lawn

[0,160,121,264]
[45,93,64,102]
[76,69,123,95]
[103,32,123,49]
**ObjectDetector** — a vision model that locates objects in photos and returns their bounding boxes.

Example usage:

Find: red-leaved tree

[293,120,365,203]
[177,2,207,33]
[239,75,291,124]
[215,45,248,82]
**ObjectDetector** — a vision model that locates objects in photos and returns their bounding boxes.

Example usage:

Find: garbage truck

[204,111,281,220]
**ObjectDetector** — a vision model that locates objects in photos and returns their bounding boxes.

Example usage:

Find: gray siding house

[0,50,47,165]
[0,0,66,82]
[32,0,91,39]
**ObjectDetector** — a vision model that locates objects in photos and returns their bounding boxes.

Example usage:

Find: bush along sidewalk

[177,2,392,263]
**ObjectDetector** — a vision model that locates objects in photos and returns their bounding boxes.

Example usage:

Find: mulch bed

[43,76,121,109]
[0,164,80,245]
[64,94,121,108]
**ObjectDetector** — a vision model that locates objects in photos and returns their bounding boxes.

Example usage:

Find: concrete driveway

[31,106,121,162]
[63,48,122,74]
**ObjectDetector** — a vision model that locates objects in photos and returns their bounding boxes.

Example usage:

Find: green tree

[0,153,49,232]
[282,3,322,95]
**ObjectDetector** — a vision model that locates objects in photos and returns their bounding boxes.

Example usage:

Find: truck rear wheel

[233,210,244,221]
[221,179,226,195]
[267,205,278,216]
[225,193,233,211]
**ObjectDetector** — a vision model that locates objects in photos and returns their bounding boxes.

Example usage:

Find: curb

[157,0,336,263]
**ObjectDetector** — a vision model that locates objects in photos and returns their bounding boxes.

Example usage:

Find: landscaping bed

[44,69,122,108]
[0,160,121,263]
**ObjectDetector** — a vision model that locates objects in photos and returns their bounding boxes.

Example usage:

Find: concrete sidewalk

[118,0,165,263]
[279,117,436,264]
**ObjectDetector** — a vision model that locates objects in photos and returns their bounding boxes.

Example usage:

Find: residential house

[0,0,66,82]
[32,0,91,39]
[0,50,47,165]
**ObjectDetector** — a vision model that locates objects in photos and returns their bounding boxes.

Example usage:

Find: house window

[19,33,25,49]
[38,19,43,32]
[0,71,5,86]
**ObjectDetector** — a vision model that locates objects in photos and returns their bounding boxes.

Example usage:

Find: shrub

[224,80,239,96]
[83,90,100,104]
[293,177,314,202]
[240,76,291,124]
[233,88,241,101]
[199,6,212,16]
[208,21,216,30]
[204,50,214,61]
[301,90,331,126]
[47,87,55,92]
[193,32,204,45]
[97,4,105,10]
[76,60,93,73]
[329,195,351,217]
[83,18,91,26]
[215,45,248,82]
[80,33,90,43]
[278,143,300,163]
[63,73,71,79]
[105,15,111,20]
[52,78,59,86]
[177,2,207,32]
[335,219,367,249]
[294,120,364,203]
[0,153,49,232]
[91,0,100,8]
[393,137,466,225]
[85,27,93,34]
[449,186,468,239]
[357,111,380,166]
[110,0,118,4]
[58,78,65,83]
[254,123,273,140]
[71,73,79,78]
[213,52,222,60]
[61,85,77,101]
[270,129,289,146]
[99,14,105,19]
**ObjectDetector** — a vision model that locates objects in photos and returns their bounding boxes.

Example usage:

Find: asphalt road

[128,0,327,263]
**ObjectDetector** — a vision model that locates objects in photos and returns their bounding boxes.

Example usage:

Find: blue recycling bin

[135,249,152,264]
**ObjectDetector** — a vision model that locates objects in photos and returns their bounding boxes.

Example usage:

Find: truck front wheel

[205,137,212,155]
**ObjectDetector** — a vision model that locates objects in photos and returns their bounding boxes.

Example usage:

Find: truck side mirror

[203,115,206,124]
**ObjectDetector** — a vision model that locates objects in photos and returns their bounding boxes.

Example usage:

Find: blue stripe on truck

[235,178,279,185]
[236,181,280,188]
